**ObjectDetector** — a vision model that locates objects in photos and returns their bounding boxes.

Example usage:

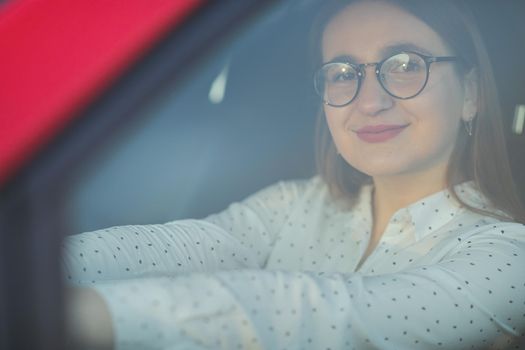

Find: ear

[462,68,479,122]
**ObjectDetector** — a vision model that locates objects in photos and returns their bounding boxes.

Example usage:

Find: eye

[332,70,357,82]
[323,63,358,83]
[384,53,425,74]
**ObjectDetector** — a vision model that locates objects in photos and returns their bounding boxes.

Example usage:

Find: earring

[464,118,474,136]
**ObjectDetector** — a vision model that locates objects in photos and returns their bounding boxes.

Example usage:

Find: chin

[345,157,412,179]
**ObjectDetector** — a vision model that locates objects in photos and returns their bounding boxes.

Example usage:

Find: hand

[66,287,114,350]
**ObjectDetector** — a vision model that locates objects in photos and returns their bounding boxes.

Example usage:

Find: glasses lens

[380,53,428,98]
[315,63,359,106]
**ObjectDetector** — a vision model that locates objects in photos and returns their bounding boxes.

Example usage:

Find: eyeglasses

[314,51,459,107]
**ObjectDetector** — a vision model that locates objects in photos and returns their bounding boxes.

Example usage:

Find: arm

[75,223,525,349]
[63,179,309,285]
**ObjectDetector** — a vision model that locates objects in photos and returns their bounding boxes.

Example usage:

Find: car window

[58,1,525,349]
[64,1,319,233]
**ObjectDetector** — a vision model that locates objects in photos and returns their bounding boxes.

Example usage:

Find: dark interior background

[470,0,525,201]
[65,1,318,233]
[65,0,525,234]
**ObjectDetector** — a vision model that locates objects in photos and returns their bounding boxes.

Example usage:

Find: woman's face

[322,1,476,181]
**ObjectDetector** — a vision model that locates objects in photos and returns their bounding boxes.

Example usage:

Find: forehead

[322,1,451,62]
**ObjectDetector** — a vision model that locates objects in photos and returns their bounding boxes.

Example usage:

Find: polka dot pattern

[63,177,525,349]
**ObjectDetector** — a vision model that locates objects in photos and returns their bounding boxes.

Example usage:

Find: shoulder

[453,217,525,255]
[455,181,516,221]
[470,220,525,239]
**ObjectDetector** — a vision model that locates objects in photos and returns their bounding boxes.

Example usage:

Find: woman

[65,0,525,349]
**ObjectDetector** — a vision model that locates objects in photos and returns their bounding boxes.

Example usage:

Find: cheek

[324,107,342,140]
[421,70,465,120]
[411,74,464,134]
[324,107,371,169]
[404,92,464,165]
[410,113,459,155]
[324,107,353,149]
[324,106,341,127]
[324,103,360,134]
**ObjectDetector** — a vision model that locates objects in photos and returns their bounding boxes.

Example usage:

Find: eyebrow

[381,42,434,57]
[325,42,435,64]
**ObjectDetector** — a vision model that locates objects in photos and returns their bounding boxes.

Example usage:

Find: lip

[354,124,409,143]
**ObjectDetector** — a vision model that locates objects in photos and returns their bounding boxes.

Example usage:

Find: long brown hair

[312,0,525,223]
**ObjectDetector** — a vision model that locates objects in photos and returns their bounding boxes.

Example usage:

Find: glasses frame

[314,51,459,107]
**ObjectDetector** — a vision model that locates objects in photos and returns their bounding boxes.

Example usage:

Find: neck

[371,164,448,235]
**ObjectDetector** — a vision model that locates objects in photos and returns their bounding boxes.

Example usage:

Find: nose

[355,65,394,116]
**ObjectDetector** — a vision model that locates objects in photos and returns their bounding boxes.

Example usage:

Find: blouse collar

[355,181,494,241]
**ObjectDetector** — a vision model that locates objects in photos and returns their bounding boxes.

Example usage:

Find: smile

[354,124,409,143]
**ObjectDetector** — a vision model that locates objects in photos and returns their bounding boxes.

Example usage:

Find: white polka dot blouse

[63,176,525,349]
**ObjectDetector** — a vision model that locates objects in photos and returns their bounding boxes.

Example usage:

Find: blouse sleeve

[91,222,525,350]
[62,179,309,285]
